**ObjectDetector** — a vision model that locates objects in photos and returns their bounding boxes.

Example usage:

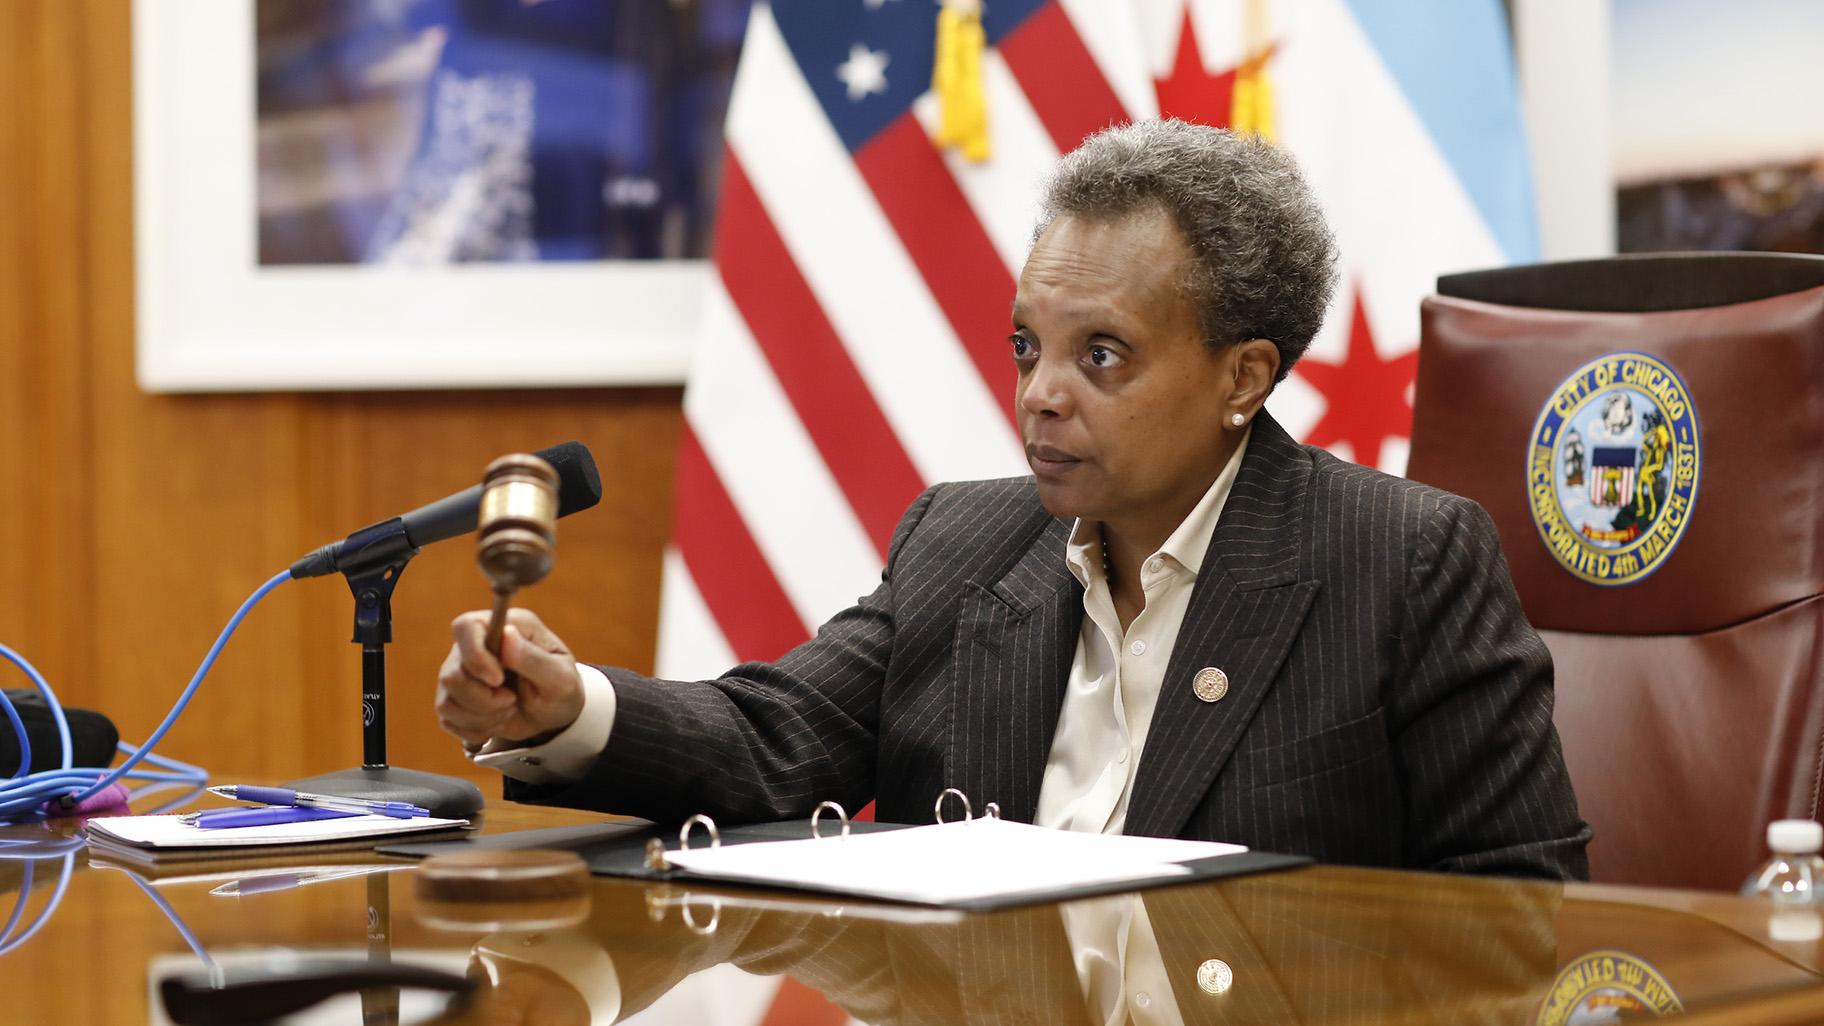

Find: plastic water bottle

[1741,820,1824,904]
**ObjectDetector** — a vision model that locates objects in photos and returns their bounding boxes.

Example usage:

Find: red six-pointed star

[1294,290,1418,471]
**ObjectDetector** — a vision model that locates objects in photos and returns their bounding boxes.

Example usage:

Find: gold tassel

[1232,0,1277,141]
[932,0,990,163]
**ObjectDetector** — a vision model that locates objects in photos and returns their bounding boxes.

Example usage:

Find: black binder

[378,815,1309,912]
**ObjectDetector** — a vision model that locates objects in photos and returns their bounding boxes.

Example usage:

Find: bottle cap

[1768,819,1823,854]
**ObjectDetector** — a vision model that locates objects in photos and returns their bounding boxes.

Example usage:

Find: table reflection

[6,799,1824,1026]
[436,869,1562,1026]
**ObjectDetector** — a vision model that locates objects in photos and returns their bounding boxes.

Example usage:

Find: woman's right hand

[434,608,585,748]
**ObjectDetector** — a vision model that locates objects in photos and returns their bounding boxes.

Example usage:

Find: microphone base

[284,766,484,821]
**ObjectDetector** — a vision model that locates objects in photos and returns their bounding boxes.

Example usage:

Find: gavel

[476,453,561,688]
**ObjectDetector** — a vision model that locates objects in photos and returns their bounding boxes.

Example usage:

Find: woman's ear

[1229,339,1281,415]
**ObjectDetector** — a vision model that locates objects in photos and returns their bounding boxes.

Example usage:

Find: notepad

[82,812,469,864]
[663,817,1248,907]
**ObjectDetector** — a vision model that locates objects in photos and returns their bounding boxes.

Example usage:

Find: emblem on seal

[1527,353,1700,586]
[1536,950,1682,1025]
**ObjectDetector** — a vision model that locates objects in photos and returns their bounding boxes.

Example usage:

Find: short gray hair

[1035,120,1339,380]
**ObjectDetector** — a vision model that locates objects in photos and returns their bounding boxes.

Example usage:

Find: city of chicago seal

[1527,352,1700,586]
[1536,950,1682,1025]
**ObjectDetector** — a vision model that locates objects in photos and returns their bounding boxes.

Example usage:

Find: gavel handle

[483,589,519,691]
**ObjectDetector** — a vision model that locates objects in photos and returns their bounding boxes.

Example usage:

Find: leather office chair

[1406,252,1824,891]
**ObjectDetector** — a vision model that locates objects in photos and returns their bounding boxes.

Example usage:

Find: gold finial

[932,0,991,162]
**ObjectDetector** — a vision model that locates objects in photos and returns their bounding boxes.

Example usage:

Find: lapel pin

[1192,667,1230,703]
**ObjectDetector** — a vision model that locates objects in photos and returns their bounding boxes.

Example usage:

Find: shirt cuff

[471,663,617,785]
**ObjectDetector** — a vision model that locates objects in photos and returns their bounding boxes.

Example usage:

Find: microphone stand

[284,517,484,820]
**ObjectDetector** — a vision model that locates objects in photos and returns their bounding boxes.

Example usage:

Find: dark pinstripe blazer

[510,413,1591,879]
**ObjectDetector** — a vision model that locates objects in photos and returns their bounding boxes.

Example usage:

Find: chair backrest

[1407,252,1824,890]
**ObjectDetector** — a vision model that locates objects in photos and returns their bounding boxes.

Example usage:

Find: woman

[435,120,1590,880]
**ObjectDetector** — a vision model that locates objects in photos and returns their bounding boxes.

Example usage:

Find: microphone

[288,441,602,579]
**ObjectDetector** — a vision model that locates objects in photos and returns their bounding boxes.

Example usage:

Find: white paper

[664,818,1246,906]
[83,812,468,850]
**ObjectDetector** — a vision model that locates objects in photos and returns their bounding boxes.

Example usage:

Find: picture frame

[133,0,708,392]
[1512,0,1824,260]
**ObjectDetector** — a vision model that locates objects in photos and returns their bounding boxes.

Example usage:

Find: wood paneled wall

[0,1,682,784]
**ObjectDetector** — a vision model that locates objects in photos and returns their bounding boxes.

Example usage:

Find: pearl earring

[1230,413,1245,428]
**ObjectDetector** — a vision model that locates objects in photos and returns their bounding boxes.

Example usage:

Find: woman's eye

[1087,345,1124,368]
[1009,334,1036,360]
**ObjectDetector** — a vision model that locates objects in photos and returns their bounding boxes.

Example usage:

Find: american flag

[1589,448,1639,508]
[654,0,1141,682]
[646,1,1534,1017]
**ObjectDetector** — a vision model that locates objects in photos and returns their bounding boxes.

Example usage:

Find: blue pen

[206,785,430,819]
[180,807,360,830]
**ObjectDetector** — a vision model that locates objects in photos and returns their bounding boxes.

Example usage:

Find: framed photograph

[134,0,749,391]
[1610,0,1824,255]
[1515,0,1824,260]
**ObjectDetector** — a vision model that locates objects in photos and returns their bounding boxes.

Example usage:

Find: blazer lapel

[949,514,1081,825]
[1125,414,1320,839]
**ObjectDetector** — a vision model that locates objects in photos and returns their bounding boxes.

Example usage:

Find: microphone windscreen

[534,441,603,517]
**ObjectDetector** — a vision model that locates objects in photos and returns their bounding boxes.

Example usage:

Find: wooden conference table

[4,795,1824,1025]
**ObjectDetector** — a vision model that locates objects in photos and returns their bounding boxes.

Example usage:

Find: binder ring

[680,896,721,936]
[985,801,1002,820]
[679,814,721,851]
[811,800,851,839]
[934,787,973,824]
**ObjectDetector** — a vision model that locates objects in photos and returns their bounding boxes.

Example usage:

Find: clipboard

[378,789,1310,911]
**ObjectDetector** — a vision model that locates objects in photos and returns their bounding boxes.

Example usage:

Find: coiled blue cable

[0,861,33,944]
[0,569,291,818]
[0,854,75,957]
[0,688,29,779]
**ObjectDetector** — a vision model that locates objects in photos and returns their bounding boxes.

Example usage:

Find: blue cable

[0,836,88,961]
[119,741,207,779]
[0,839,86,959]
[0,854,74,957]
[122,871,214,966]
[0,569,290,819]
[0,569,287,956]
[74,569,291,803]
[0,642,84,815]
[0,644,71,775]
[0,836,197,961]
[131,779,209,817]
[0,862,31,945]
[0,687,29,779]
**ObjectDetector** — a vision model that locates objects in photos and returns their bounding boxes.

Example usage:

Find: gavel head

[477,453,560,593]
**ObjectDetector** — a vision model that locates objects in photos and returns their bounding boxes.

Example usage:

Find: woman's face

[1010,208,1243,542]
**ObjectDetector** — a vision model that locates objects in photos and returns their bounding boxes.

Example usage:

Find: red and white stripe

[658,2,1140,683]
